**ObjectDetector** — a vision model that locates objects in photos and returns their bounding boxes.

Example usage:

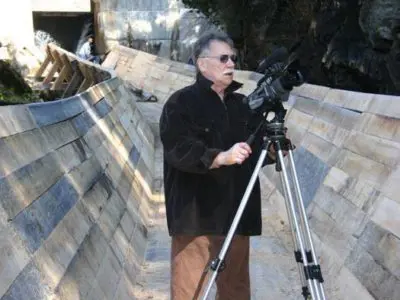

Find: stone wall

[103,45,400,299]
[0,66,159,299]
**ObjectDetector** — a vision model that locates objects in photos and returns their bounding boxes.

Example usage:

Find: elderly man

[159,30,276,300]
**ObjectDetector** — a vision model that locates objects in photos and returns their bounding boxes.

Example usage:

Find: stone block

[335,266,375,300]
[113,271,136,300]
[345,242,400,300]
[104,91,123,114]
[140,140,155,173]
[83,124,107,151]
[122,133,134,157]
[120,210,136,240]
[344,131,400,166]
[55,247,96,300]
[367,94,400,118]
[301,132,340,165]
[332,127,351,148]
[135,157,153,203]
[1,261,54,300]
[71,110,97,136]
[381,165,400,202]
[96,247,122,299]
[323,167,380,211]
[111,120,127,144]
[33,245,64,290]
[0,227,30,298]
[0,151,64,220]
[335,149,391,189]
[285,108,314,130]
[324,88,374,112]
[358,221,400,278]
[105,149,125,187]
[63,205,91,246]
[85,77,121,106]
[101,111,116,132]
[28,96,86,127]
[80,225,109,275]
[291,95,321,117]
[47,120,81,149]
[370,195,400,238]
[292,83,330,102]
[94,98,112,118]
[317,102,360,130]
[0,127,51,178]
[98,193,126,242]
[308,204,357,259]
[313,185,367,236]
[168,64,196,78]
[117,162,136,201]
[308,117,337,142]
[0,105,37,138]
[68,155,102,197]
[56,139,92,173]
[86,280,107,300]
[79,174,113,222]
[43,221,78,270]
[111,225,130,265]
[123,241,141,283]
[126,185,143,219]
[93,139,112,170]
[128,142,141,169]
[291,146,331,208]
[284,119,308,146]
[120,109,133,132]
[354,112,400,143]
[130,221,148,262]
[12,175,80,254]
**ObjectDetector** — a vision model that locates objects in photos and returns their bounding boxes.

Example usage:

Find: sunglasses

[200,54,238,64]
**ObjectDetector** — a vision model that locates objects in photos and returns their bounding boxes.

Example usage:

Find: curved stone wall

[0,42,399,299]
[0,60,159,299]
[103,45,400,299]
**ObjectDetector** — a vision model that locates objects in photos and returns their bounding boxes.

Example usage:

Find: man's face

[198,41,236,88]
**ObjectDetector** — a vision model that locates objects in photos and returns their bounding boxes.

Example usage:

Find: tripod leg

[276,147,321,300]
[200,148,270,300]
[277,162,311,299]
[287,149,326,300]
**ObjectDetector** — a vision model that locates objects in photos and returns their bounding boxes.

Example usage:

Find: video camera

[243,47,305,117]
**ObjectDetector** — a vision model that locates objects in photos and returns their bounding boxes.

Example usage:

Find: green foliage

[0,86,42,104]
[182,0,317,69]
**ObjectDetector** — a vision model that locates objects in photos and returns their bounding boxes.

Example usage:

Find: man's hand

[211,142,252,168]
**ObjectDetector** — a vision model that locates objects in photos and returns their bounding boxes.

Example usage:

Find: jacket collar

[195,72,243,95]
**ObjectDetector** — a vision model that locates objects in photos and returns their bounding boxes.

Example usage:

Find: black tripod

[200,114,326,300]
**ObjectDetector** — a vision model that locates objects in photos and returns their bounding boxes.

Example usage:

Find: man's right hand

[220,142,252,166]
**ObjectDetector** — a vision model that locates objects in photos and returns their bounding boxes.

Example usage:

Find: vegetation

[182,0,400,95]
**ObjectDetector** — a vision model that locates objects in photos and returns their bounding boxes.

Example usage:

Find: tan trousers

[171,235,250,300]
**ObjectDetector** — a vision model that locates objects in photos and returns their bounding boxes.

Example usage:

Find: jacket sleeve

[159,94,222,174]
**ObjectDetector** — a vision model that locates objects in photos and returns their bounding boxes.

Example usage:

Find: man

[159,30,278,300]
[77,35,100,64]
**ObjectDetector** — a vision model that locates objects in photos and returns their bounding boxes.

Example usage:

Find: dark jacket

[159,73,273,236]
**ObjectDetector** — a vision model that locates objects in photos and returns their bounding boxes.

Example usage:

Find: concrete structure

[0,0,35,48]
[32,0,91,12]
[0,44,399,299]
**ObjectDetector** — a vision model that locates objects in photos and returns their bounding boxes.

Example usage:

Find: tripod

[200,116,326,300]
